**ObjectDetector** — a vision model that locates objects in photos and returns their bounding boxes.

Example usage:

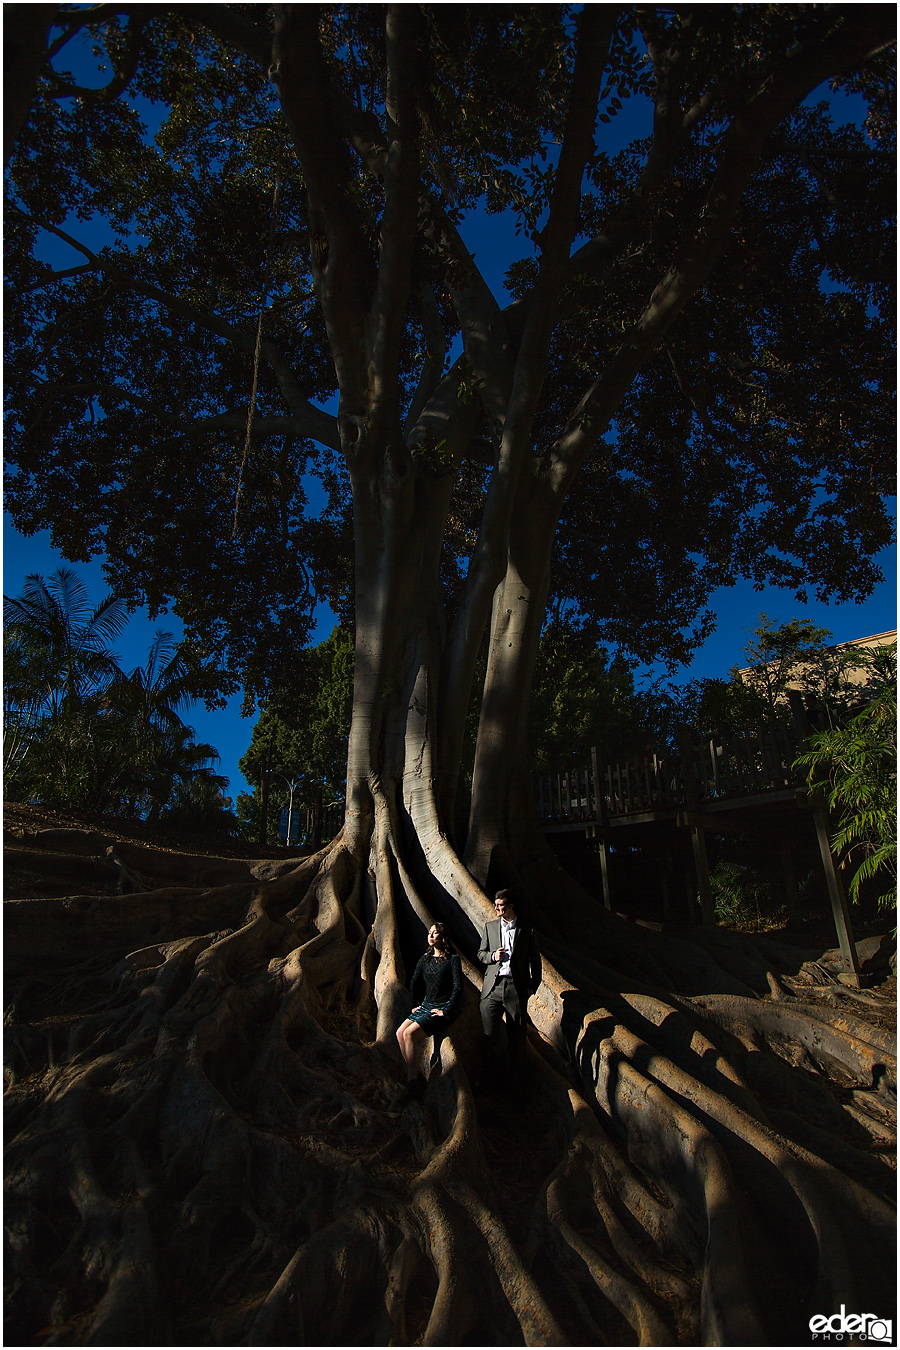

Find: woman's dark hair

[426,921,453,958]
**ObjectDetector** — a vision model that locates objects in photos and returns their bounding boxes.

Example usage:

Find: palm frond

[795,677,897,911]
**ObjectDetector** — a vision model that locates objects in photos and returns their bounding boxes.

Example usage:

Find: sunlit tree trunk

[465,466,559,884]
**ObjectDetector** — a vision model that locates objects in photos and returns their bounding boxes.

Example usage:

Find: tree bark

[3,4,56,170]
[465,464,560,887]
[6,439,897,1342]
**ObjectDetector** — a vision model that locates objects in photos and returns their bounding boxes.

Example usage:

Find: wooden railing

[534,718,807,827]
[533,714,865,984]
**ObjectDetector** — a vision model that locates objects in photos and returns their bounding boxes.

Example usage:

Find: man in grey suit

[478,888,542,1078]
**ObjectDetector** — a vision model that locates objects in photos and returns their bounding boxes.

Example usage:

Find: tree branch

[479,4,614,547]
[44,13,148,102]
[431,204,515,432]
[407,356,482,478]
[271,6,374,420]
[4,3,57,168]
[569,11,713,286]
[545,6,898,492]
[25,263,96,291]
[403,283,448,438]
[368,5,424,431]
[47,9,103,62]
[338,96,515,432]
[22,379,332,446]
[420,10,620,748]
[682,87,717,136]
[438,10,616,792]
[665,344,729,457]
[47,3,272,67]
[10,209,340,450]
[176,4,271,67]
[512,8,616,399]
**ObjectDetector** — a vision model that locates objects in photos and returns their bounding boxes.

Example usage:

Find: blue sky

[4,34,895,803]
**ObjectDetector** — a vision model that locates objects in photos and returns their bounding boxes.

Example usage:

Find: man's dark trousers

[478,913,541,1073]
[480,975,525,1069]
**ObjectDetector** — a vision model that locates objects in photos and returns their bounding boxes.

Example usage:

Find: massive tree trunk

[466,463,561,888]
[5,437,896,1344]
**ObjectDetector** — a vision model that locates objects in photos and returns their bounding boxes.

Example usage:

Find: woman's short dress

[409,951,462,1033]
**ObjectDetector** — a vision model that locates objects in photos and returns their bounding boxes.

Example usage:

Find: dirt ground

[3,799,308,902]
[4,799,895,1345]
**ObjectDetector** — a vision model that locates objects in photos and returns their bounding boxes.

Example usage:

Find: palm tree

[4,569,129,800]
[4,627,45,785]
[142,725,229,821]
[103,630,203,815]
[106,630,195,734]
[4,569,229,817]
[4,568,128,718]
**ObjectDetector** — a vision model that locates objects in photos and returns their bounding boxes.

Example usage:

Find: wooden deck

[532,715,863,984]
[534,719,807,831]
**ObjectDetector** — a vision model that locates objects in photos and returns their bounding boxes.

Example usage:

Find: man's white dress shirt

[498,917,517,977]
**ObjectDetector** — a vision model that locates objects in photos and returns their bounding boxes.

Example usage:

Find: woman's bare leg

[395,1019,427,1080]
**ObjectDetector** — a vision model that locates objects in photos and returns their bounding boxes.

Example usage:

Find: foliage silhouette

[4,570,231,823]
[796,647,897,910]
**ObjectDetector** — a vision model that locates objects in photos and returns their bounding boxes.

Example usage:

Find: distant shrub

[710,861,787,931]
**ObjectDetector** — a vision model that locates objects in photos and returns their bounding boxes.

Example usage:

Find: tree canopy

[236,620,354,839]
[5,5,895,709]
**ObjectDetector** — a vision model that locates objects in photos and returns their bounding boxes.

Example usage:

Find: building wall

[737,629,896,692]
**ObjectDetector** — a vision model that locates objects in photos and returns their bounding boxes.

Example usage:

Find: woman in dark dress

[396,922,462,1101]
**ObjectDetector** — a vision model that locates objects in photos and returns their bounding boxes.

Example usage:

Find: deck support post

[676,723,716,924]
[659,855,672,922]
[598,836,612,910]
[592,746,612,910]
[690,825,715,925]
[812,803,861,987]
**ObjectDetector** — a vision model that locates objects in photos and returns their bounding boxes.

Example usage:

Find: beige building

[737,628,896,692]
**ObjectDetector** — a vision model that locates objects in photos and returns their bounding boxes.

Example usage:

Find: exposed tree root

[4,824,896,1345]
